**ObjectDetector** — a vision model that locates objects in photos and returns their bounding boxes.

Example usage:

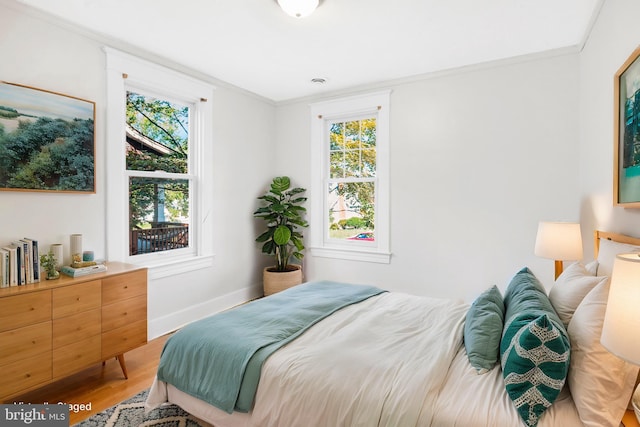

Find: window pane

[362,148,376,177]
[345,120,360,145]
[330,151,344,178]
[361,118,376,148]
[328,117,376,180]
[129,177,189,255]
[126,91,188,173]
[344,150,360,177]
[329,122,344,150]
[327,182,375,242]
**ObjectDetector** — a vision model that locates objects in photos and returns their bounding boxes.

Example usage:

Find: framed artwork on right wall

[614,46,640,207]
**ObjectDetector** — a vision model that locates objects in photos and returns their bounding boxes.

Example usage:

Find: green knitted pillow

[500,268,570,427]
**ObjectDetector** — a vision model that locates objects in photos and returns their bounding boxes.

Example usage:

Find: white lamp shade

[277,0,319,18]
[534,221,583,261]
[601,253,640,365]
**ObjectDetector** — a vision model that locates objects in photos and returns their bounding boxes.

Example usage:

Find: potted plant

[254,176,308,295]
[40,250,60,280]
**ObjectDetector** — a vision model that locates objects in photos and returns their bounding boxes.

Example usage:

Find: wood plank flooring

[7,333,171,425]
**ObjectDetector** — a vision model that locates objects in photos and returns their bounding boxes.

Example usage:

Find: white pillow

[567,281,639,427]
[549,262,608,327]
[584,259,599,276]
[596,239,640,277]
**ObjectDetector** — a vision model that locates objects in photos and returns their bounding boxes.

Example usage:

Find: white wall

[277,54,582,300]
[2,0,623,327]
[0,0,276,338]
[579,0,640,256]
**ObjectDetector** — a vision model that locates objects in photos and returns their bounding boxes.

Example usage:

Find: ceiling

[14,0,602,103]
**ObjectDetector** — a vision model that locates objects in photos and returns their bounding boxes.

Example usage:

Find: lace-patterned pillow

[500,267,570,427]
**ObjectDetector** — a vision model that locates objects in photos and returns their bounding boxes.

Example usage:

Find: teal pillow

[500,268,570,427]
[464,285,505,374]
[503,267,561,327]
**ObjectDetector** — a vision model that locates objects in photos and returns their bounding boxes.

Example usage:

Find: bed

[145,230,640,427]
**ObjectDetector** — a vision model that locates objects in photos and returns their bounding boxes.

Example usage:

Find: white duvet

[249,292,467,426]
[148,292,469,426]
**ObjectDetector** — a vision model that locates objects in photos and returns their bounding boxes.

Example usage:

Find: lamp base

[554,260,563,280]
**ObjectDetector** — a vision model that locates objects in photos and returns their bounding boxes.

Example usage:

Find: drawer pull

[77,297,81,301]
[124,285,128,289]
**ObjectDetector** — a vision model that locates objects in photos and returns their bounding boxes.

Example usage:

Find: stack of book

[60,263,107,278]
[0,238,40,287]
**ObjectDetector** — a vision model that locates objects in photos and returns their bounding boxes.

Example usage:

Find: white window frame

[104,47,215,278]
[309,91,391,263]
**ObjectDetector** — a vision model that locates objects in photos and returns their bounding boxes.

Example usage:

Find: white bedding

[146,292,583,426]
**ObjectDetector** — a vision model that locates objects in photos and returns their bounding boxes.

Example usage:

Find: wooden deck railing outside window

[130,223,189,255]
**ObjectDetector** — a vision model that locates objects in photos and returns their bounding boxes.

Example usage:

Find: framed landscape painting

[0,81,95,193]
[614,46,640,207]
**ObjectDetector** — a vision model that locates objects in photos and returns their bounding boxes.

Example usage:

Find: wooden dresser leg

[116,354,128,379]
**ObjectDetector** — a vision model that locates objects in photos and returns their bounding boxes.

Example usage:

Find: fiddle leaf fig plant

[254,176,308,272]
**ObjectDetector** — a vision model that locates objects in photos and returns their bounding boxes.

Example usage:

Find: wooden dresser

[0,262,147,402]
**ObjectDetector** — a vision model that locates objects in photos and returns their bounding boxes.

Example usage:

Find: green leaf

[288,187,306,195]
[273,225,292,245]
[255,229,273,242]
[271,176,290,193]
[262,240,275,255]
[271,203,285,213]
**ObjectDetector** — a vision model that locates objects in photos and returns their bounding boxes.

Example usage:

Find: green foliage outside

[0,116,94,191]
[126,92,189,230]
[328,118,376,236]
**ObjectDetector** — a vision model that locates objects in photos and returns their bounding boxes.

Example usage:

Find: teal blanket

[156,281,386,414]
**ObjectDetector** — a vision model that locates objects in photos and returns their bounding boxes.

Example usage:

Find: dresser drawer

[53,335,101,379]
[102,270,146,305]
[0,321,51,366]
[52,280,101,319]
[0,353,52,398]
[102,294,146,331]
[53,309,101,349]
[0,291,51,333]
[102,319,147,359]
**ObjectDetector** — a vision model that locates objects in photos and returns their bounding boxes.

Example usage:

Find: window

[310,91,391,263]
[104,48,214,277]
[126,91,191,257]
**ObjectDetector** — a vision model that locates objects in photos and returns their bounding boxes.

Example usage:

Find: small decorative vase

[46,270,60,280]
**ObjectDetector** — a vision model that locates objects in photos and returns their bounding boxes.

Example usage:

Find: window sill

[310,246,391,264]
[132,254,215,280]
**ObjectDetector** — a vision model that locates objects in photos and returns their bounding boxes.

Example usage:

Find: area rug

[72,389,211,427]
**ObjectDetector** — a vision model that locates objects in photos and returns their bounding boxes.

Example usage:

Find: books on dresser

[0,238,40,287]
[60,263,107,277]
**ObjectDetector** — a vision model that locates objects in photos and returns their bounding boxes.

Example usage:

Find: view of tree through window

[327,117,376,242]
[126,91,191,256]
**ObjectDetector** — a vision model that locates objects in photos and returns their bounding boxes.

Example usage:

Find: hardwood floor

[6,333,171,425]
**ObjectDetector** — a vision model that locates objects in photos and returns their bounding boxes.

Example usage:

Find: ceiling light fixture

[277,0,319,18]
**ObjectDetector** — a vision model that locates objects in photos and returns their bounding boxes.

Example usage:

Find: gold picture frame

[614,46,640,207]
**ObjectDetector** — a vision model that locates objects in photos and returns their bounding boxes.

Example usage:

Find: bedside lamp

[600,253,640,423]
[534,221,583,279]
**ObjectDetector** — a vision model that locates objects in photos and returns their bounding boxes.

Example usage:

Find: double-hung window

[104,48,214,277]
[310,91,391,263]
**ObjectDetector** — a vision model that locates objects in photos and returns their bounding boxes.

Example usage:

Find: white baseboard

[147,284,263,340]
